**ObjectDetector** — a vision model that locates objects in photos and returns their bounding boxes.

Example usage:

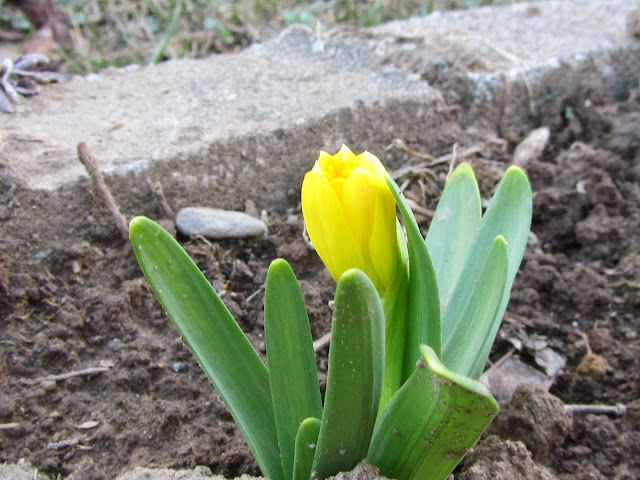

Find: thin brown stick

[76,142,129,241]
[313,331,331,353]
[389,138,438,162]
[565,404,627,415]
[445,143,459,182]
[150,180,175,218]
[389,144,481,180]
[36,366,111,384]
[47,437,80,450]
[0,422,20,430]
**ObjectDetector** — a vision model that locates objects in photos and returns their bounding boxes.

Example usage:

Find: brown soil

[1,82,640,480]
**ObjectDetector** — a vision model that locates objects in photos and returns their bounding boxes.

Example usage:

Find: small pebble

[628,6,640,39]
[513,126,550,167]
[175,207,267,239]
[171,362,189,373]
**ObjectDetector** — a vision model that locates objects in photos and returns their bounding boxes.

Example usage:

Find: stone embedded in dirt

[534,347,566,377]
[487,384,572,462]
[459,435,557,480]
[481,356,553,404]
[115,465,264,480]
[171,362,189,373]
[628,6,640,38]
[513,126,550,168]
[0,460,49,480]
[326,461,392,480]
[112,461,390,480]
[175,207,267,239]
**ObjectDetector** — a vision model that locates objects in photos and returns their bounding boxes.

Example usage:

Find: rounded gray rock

[175,207,267,239]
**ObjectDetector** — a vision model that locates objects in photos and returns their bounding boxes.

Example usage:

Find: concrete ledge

[1,0,639,257]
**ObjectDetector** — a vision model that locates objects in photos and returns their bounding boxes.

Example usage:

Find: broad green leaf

[442,235,508,377]
[477,166,532,301]
[129,216,282,480]
[441,167,532,377]
[367,345,499,480]
[293,418,321,480]
[385,175,441,379]
[425,163,482,318]
[265,259,322,480]
[312,269,385,480]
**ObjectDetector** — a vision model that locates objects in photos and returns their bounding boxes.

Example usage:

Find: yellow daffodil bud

[301,145,399,295]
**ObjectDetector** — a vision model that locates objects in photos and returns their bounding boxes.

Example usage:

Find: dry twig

[25,366,112,386]
[313,332,331,353]
[0,422,20,430]
[150,180,175,218]
[565,404,627,416]
[47,437,80,450]
[76,142,129,241]
[445,142,459,182]
[43,366,111,382]
[389,144,481,180]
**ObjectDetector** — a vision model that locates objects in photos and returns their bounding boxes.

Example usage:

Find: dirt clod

[489,384,572,462]
[460,435,557,480]
[577,353,610,380]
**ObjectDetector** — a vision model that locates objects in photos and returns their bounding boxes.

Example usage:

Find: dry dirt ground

[1,24,640,480]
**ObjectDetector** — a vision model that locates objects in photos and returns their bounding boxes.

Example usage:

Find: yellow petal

[330,177,346,201]
[316,151,336,180]
[368,181,398,290]
[301,169,364,282]
[342,167,387,292]
[342,167,375,253]
[360,151,388,179]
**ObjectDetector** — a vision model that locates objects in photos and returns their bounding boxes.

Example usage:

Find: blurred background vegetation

[0,0,517,74]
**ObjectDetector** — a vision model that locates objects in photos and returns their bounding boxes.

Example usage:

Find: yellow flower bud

[301,145,399,295]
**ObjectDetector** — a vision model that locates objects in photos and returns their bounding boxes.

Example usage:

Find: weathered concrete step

[1,0,638,262]
[1,0,637,192]
[1,28,434,191]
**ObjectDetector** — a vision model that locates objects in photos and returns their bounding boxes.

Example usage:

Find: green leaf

[379,225,409,414]
[441,235,508,377]
[367,345,499,480]
[385,175,441,378]
[478,166,532,295]
[312,269,385,480]
[293,418,321,480]
[425,163,482,319]
[265,259,323,480]
[441,167,532,378]
[129,216,282,480]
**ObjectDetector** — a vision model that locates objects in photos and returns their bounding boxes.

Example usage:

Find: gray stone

[327,461,393,480]
[175,207,267,239]
[513,126,550,168]
[0,460,49,480]
[112,461,390,480]
[171,362,189,373]
[116,465,247,480]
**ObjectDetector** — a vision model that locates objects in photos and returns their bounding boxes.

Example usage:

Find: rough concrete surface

[1,31,433,190]
[1,0,637,191]
[1,0,638,266]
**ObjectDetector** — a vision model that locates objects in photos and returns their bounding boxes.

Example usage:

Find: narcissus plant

[130,145,532,480]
